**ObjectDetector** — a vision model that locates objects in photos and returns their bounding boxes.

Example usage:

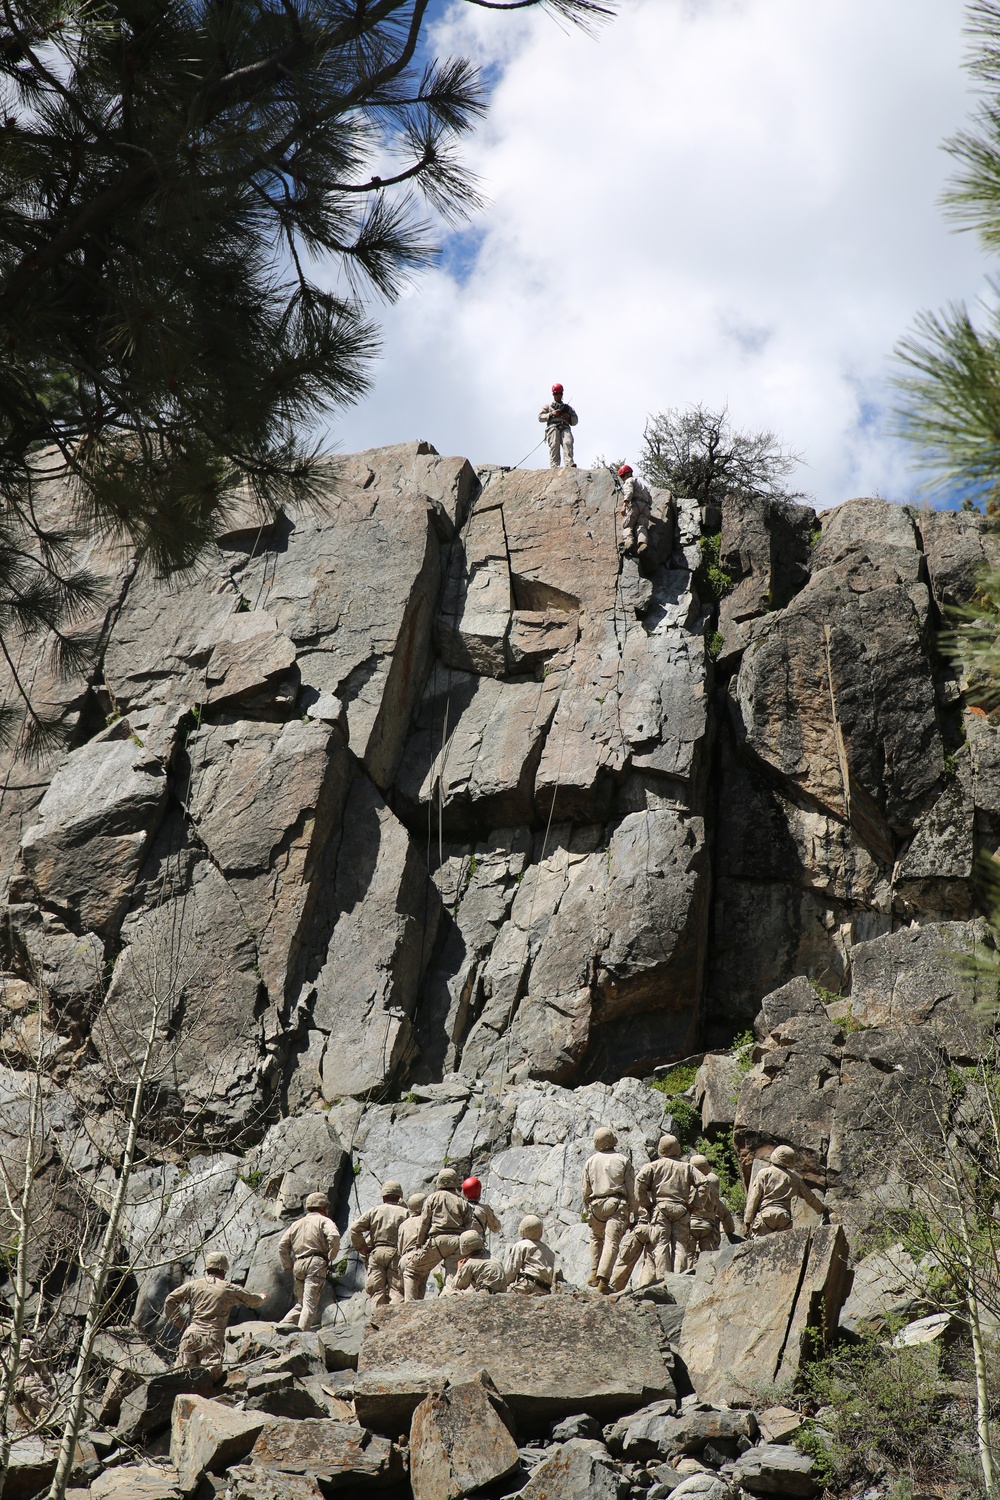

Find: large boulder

[354,1292,675,1432]
[245,1417,406,1488]
[409,1374,519,1500]
[170,1395,274,1495]
[678,1228,850,1406]
[518,1438,624,1500]
[733,1443,819,1497]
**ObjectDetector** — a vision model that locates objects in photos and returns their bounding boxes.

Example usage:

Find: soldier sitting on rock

[277,1191,341,1331]
[164,1252,266,1379]
[582,1126,637,1295]
[689,1153,736,1255]
[462,1175,501,1241]
[443,1230,507,1295]
[400,1169,474,1299]
[743,1145,828,1237]
[350,1180,409,1309]
[506,1215,556,1295]
[636,1134,697,1276]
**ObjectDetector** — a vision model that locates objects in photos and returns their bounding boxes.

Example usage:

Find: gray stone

[170,1395,274,1495]
[848,920,987,1059]
[919,507,1000,610]
[733,1443,819,1497]
[117,1370,216,1445]
[668,1479,738,1500]
[246,1417,406,1487]
[518,1438,624,1500]
[839,1246,925,1335]
[679,1228,850,1405]
[608,1404,755,1462]
[218,1471,323,1500]
[15,730,168,936]
[757,1407,805,1445]
[317,1320,365,1371]
[717,493,815,666]
[354,1291,674,1431]
[88,1466,182,1500]
[754,978,828,1040]
[891,1311,959,1347]
[409,1374,519,1500]
[694,1053,740,1131]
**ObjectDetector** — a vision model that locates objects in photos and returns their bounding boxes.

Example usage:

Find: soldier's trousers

[588,1200,628,1282]
[690,1221,721,1256]
[751,1206,792,1236]
[177,1325,226,1377]
[610,1222,661,1291]
[652,1206,693,1276]
[365,1244,402,1308]
[280,1253,327,1329]
[546,426,575,468]
[622,504,649,551]
[400,1233,461,1300]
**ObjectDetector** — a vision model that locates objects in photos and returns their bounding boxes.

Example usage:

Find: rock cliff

[2,446,998,1345]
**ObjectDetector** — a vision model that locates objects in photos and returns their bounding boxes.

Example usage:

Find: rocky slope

[0,443,996,1495]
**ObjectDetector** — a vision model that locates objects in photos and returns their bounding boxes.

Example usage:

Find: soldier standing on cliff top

[538,383,578,468]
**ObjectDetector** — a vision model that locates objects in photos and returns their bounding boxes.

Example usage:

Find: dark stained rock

[246,1417,405,1487]
[354,1292,675,1432]
[409,1374,520,1500]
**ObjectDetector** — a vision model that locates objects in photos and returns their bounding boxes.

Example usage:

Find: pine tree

[0,0,613,751]
[894,0,1000,509]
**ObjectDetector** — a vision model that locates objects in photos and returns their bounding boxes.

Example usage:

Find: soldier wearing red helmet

[617,463,653,558]
[538,383,578,469]
[461,1174,501,1239]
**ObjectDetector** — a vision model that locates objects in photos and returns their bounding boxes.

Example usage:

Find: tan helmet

[519,1215,544,1241]
[770,1145,796,1169]
[436,1168,460,1192]
[459,1230,484,1257]
[204,1251,229,1275]
[305,1191,330,1212]
[407,1192,426,1214]
[658,1134,681,1158]
[381,1180,403,1201]
[690,1154,710,1173]
[593,1126,617,1151]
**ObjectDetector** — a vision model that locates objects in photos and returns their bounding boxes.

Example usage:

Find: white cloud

[328,0,989,508]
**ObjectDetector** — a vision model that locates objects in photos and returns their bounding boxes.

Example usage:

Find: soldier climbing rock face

[743,1144,828,1237]
[350,1180,408,1309]
[164,1252,265,1379]
[618,464,652,557]
[538,382,578,468]
[277,1191,341,1331]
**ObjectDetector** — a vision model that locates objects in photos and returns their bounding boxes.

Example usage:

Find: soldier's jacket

[397,1213,424,1259]
[164,1275,265,1333]
[620,476,652,516]
[470,1200,502,1237]
[744,1163,824,1227]
[582,1150,636,1212]
[452,1252,507,1294]
[350,1201,408,1253]
[416,1189,474,1244]
[538,401,579,430]
[637,1157,696,1214]
[506,1237,556,1290]
[691,1169,735,1234]
[278,1211,341,1271]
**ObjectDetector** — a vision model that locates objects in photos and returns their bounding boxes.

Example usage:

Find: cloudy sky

[330,0,991,510]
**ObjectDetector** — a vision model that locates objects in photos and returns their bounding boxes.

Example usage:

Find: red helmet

[551,383,563,394]
[462,1176,482,1202]
[618,464,633,478]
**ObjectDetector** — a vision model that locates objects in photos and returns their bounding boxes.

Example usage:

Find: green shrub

[706,630,724,660]
[651,1064,698,1097]
[695,532,733,602]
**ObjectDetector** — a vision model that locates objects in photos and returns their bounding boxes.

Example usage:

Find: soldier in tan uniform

[582,1126,636,1294]
[743,1145,827,1237]
[609,1210,661,1292]
[400,1169,473,1299]
[688,1153,736,1255]
[396,1192,426,1298]
[164,1252,266,1377]
[538,383,579,468]
[462,1175,501,1241]
[350,1180,409,1308]
[11,1338,54,1428]
[277,1192,341,1330]
[444,1230,507,1295]
[617,465,653,556]
[506,1216,556,1295]
[636,1134,697,1276]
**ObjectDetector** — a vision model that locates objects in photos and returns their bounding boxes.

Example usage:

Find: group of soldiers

[582,1128,826,1295]
[537,383,653,559]
[158,1129,826,1383]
